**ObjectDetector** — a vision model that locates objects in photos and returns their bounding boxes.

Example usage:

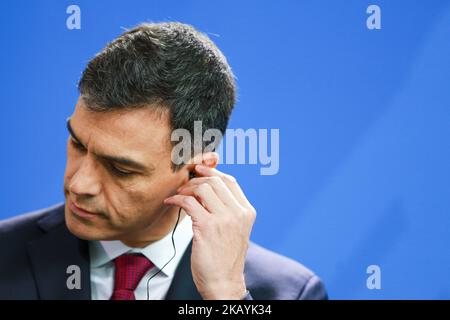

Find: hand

[163,165,256,299]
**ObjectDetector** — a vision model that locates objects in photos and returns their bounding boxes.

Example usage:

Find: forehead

[70,98,172,162]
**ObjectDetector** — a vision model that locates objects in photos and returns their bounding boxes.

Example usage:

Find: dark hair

[78,22,236,170]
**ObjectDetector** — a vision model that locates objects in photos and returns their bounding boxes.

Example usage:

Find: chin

[64,205,113,241]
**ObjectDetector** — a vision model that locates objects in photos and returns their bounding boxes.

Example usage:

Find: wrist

[200,278,247,300]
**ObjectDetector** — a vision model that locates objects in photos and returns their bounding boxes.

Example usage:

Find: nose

[68,155,102,197]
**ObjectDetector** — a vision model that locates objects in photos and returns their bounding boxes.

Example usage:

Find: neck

[120,206,186,248]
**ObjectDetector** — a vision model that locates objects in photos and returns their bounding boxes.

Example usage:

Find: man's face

[64,97,189,244]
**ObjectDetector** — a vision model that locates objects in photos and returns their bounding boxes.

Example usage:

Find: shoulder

[0,203,67,299]
[244,241,328,300]
[0,203,65,244]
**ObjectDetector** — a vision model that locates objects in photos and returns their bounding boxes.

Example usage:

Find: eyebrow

[66,118,152,173]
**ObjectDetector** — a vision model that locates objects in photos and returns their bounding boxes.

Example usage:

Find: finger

[177,183,227,214]
[164,195,210,221]
[194,165,253,209]
[178,177,244,211]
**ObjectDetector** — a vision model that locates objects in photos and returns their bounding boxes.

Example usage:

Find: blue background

[0,0,449,299]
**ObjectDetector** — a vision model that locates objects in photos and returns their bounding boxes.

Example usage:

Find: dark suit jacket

[0,203,327,300]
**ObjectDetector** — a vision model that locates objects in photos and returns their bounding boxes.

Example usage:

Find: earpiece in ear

[189,171,196,180]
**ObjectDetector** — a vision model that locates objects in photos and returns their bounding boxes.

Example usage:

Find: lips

[69,199,98,219]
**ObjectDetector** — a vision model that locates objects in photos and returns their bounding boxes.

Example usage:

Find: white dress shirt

[89,214,193,300]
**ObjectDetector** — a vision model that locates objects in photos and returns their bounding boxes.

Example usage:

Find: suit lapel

[165,240,202,300]
[27,209,91,300]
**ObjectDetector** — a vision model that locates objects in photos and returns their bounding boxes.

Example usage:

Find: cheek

[103,185,154,222]
[128,186,160,212]
[103,167,182,225]
[110,181,174,226]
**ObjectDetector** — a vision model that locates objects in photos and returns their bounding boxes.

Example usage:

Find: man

[0,22,327,300]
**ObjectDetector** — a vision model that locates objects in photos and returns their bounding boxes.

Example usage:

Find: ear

[201,152,219,168]
[189,152,219,169]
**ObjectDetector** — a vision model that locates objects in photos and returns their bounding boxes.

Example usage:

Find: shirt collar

[89,214,193,277]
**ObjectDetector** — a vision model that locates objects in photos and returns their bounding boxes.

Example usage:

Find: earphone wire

[146,206,182,300]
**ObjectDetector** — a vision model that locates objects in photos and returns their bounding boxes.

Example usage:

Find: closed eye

[70,137,86,151]
[71,139,135,177]
[107,163,135,177]
[69,132,138,179]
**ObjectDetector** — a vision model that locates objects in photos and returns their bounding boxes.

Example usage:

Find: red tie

[110,253,154,300]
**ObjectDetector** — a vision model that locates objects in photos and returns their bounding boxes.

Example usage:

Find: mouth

[68,198,99,219]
